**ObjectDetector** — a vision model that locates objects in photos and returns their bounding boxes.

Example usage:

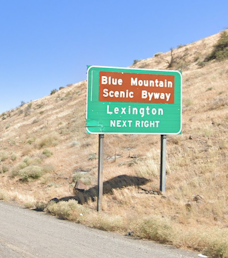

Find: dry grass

[36,132,60,149]
[0,32,228,256]
[0,151,9,161]
[0,190,9,201]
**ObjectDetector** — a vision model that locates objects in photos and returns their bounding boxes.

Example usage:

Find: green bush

[154,52,163,57]
[27,137,36,145]
[19,165,44,182]
[11,153,17,161]
[50,89,58,95]
[133,59,140,65]
[2,166,9,173]
[205,31,228,61]
[42,149,53,157]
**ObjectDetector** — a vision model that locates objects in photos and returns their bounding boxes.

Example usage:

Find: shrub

[36,132,60,149]
[9,159,48,181]
[89,214,125,232]
[35,202,47,211]
[134,216,173,244]
[46,200,89,222]
[27,137,36,145]
[203,241,227,258]
[26,157,42,166]
[154,52,163,57]
[205,31,228,61]
[133,59,140,65]
[197,61,206,67]
[50,89,58,95]
[9,161,27,178]
[42,149,53,157]
[72,173,82,183]
[19,165,44,182]
[2,166,9,173]
[0,190,8,201]
[0,151,9,161]
[2,113,7,120]
[11,153,17,161]
[46,200,78,220]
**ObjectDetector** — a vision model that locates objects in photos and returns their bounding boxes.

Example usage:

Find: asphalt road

[0,201,199,258]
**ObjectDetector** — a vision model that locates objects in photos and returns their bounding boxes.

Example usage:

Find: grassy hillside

[1,30,228,257]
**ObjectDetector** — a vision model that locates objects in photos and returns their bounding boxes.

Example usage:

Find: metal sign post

[97,134,104,211]
[160,135,167,192]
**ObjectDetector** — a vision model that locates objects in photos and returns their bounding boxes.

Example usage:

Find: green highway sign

[86,66,182,134]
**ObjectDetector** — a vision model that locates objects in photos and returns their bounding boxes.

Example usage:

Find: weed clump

[133,59,140,65]
[1,165,9,173]
[50,89,58,95]
[18,166,44,181]
[46,200,88,221]
[0,190,8,201]
[0,151,9,161]
[36,132,60,149]
[11,153,17,161]
[203,241,227,258]
[205,31,228,62]
[9,156,54,181]
[134,216,173,244]
[42,149,53,157]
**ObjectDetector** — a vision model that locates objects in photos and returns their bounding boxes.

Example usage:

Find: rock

[73,179,87,195]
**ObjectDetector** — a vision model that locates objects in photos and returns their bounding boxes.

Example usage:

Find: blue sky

[0,0,228,114]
